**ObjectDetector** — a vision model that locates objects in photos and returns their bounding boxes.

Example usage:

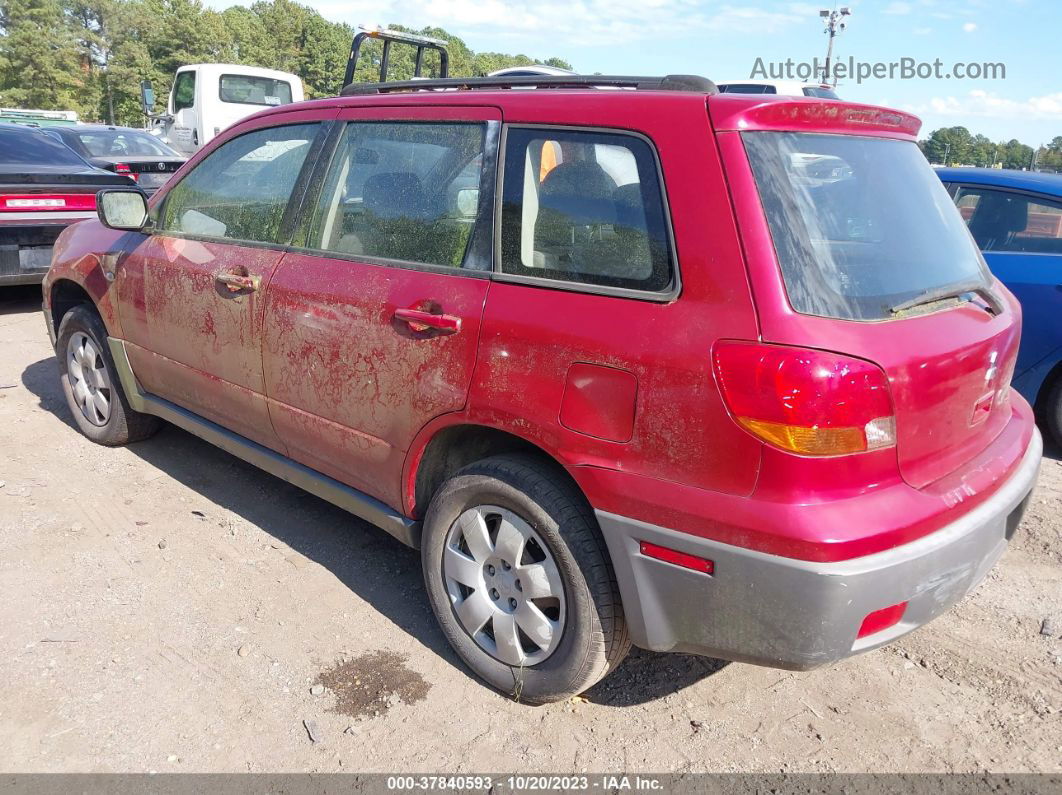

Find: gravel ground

[1,285,1060,774]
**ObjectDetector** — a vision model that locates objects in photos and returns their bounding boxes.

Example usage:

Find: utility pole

[819,7,852,86]
[943,142,951,166]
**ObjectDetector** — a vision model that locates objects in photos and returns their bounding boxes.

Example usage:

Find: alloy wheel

[67,332,112,427]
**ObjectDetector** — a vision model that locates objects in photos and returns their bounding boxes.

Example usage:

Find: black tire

[421,454,630,704]
[1044,376,1062,449]
[56,304,161,446]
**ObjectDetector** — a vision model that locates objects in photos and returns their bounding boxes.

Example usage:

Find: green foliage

[0,0,571,123]
[919,125,1054,171]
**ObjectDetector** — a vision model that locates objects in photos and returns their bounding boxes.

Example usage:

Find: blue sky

[204,0,1061,145]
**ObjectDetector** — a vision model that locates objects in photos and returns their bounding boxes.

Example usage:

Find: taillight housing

[114,163,138,182]
[713,341,895,457]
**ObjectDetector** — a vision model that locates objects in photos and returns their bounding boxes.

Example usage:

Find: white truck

[142,64,304,156]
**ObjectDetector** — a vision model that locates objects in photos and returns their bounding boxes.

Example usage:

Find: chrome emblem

[157,162,166,171]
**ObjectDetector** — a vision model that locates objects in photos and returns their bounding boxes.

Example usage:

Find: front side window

[499,128,673,293]
[172,72,195,113]
[219,75,293,107]
[159,123,318,244]
[744,131,990,320]
[955,187,1062,255]
[308,122,485,268]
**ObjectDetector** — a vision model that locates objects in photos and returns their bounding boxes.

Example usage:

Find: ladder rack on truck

[343,27,450,89]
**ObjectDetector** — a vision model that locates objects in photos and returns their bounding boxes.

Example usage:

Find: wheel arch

[406,420,590,521]
[49,278,99,338]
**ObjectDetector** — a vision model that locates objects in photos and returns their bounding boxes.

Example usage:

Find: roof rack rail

[343,27,450,90]
[341,74,718,96]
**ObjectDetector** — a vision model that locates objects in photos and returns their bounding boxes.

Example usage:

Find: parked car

[42,125,185,196]
[0,123,133,287]
[716,80,839,98]
[937,167,1062,446]
[43,76,1040,703]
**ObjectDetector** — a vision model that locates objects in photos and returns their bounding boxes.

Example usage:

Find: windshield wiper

[890,281,1002,316]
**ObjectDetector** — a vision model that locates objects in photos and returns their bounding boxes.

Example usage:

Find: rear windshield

[743,131,989,320]
[801,87,839,99]
[73,130,179,158]
[0,127,87,166]
[219,75,292,106]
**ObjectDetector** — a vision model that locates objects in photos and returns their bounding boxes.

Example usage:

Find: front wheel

[56,305,161,446]
[421,454,629,704]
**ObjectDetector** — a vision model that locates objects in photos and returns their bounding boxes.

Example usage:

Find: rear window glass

[743,131,989,320]
[219,75,293,106]
[802,87,839,99]
[0,128,87,166]
[499,128,673,293]
[74,130,180,158]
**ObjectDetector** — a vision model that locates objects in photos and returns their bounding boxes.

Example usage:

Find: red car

[43,75,1041,703]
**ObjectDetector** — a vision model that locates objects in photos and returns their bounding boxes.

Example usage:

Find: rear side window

[499,127,673,293]
[0,128,87,166]
[954,187,1062,255]
[308,122,485,268]
[159,123,318,244]
[220,75,293,107]
[744,131,989,320]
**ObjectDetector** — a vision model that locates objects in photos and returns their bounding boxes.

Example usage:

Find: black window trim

[219,73,295,108]
[952,182,1062,257]
[285,117,500,279]
[493,122,681,303]
[150,120,331,251]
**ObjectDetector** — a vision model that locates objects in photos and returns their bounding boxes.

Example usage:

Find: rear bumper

[596,427,1042,669]
[0,220,78,286]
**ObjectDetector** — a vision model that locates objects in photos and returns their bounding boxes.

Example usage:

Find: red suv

[43,75,1041,704]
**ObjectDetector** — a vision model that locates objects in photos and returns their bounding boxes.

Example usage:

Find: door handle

[215,272,260,293]
[394,307,461,334]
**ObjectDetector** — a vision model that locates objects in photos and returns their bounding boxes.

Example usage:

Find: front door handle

[394,307,461,334]
[215,272,260,293]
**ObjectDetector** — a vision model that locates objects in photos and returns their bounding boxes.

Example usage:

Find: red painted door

[116,119,326,451]
[262,107,499,508]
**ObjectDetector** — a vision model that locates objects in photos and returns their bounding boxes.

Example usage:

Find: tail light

[713,341,895,456]
[114,163,138,182]
[0,193,97,212]
[857,602,907,639]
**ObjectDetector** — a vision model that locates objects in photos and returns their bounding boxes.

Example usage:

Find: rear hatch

[739,127,1020,489]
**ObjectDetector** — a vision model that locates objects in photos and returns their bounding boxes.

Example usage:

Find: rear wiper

[890,281,1003,316]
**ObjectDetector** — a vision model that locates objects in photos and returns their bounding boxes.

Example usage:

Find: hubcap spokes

[67,332,112,426]
[443,505,565,667]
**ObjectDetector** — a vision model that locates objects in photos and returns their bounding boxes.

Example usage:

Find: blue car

[937,167,1062,446]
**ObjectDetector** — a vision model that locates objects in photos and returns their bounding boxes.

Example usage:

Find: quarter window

[158,123,318,245]
[499,128,673,293]
[955,187,1062,255]
[308,122,486,268]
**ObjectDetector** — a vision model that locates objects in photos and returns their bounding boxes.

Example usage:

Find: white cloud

[883,2,913,15]
[905,90,1062,122]
[962,21,978,32]
[309,0,725,47]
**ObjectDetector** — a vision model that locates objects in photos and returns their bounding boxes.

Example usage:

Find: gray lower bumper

[596,429,1042,670]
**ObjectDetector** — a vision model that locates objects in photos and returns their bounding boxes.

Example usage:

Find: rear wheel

[56,305,161,446]
[421,454,629,704]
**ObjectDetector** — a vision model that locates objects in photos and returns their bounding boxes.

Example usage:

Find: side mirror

[98,189,149,231]
[455,188,479,217]
[140,80,155,115]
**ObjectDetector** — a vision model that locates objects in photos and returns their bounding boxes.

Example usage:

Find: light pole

[819,7,852,86]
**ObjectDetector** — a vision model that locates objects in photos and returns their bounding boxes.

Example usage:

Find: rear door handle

[215,272,260,293]
[394,307,461,334]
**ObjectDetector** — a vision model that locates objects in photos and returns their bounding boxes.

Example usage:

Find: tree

[0,0,84,111]
[921,126,974,166]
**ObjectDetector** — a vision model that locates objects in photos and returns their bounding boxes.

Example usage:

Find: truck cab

[148,64,304,156]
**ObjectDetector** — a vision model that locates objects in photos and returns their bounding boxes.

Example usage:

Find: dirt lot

[1,284,1060,774]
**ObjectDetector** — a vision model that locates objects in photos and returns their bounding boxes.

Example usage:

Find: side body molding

[107,337,421,548]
